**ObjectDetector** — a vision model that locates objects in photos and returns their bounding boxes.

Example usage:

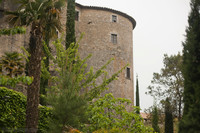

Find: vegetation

[42,37,127,132]
[66,0,76,49]
[0,52,25,77]
[164,98,173,133]
[0,87,52,133]
[0,27,26,36]
[146,53,183,120]
[85,93,153,133]
[136,75,140,114]
[179,0,200,132]
[152,106,160,133]
[5,0,64,131]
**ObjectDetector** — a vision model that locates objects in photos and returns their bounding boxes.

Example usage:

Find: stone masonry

[0,1,136,103]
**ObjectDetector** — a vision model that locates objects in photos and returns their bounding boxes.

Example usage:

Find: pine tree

[66,0,76,49]
[179,0,200,132]
[136,75,140,114]
[164,98,173,133]
[152,106,160,133]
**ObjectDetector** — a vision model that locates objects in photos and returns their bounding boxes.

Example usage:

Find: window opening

[126,67,131,79]
[111,34,117,44]
[75,11,79,21]
[112,15,117,22]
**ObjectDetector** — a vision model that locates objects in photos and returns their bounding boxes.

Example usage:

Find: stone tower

[0,1,136,103]
[75,3,136,102]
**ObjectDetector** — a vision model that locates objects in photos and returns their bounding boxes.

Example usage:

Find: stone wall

[75,4,135,102]
[0,1,136,103]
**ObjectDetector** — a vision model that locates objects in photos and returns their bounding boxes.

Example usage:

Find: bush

[0,87,26,131]
[93,128,130,133]
[0,87,52,132]
[84,93,153,133]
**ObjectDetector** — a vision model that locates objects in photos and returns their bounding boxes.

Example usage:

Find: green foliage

[0,87,26,131]
[43,37,126,101]
[179,0,200,132]
[0,75,33,87]
[152,106,160,133]
[0,87,52,132]
[0,27,26,36]
[0,52,25,77]
[84,93,153,133]
[38,106,52,133]
[136,75,140,114]
[47,70,88,132]
[147,53,183,119]
[66,0,76,49]
[93,128,131,133]
[164,98,173,133]
[5,0,65,130]
[44,38,127,132]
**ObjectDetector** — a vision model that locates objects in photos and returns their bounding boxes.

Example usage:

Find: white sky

[76,0,191,111]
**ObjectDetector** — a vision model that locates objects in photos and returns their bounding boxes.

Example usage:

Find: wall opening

[126,67,131,79]
[112,15,117,22]
[111,34,117,44]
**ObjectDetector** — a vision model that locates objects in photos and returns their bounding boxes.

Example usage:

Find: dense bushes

[0,87,26,131]
[0,87,52,132]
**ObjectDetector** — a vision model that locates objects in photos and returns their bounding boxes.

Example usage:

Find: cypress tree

[66,0,76,49]
[152,106,160,133]
[136,75,140,114]
[164,98,173,133]
[179,0,200,132]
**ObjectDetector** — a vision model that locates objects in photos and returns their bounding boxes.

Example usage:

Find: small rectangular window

[75,11,79,21]
[126,67,131,79]
[0,10,4,18]
[111,34,117,44]
[112,15,117,22]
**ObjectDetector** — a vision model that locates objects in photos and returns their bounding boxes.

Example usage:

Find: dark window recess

[111,34,117,44]
[112,15,117,22]
[0,10,4,18]
[126,67,131,79]
[75,11,79,21]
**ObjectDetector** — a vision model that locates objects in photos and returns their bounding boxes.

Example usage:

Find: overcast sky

[76,0,191,111]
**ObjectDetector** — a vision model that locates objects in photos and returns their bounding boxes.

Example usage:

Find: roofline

[75,3,136,30]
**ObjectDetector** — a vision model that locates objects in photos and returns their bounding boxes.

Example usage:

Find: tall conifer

[66,0,76,49]
[179,0,200,132]
[136,75,140,114]
[152,106,160,133]
[164,98,173,133]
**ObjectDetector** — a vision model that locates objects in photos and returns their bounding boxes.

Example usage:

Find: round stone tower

[75,3,136,102]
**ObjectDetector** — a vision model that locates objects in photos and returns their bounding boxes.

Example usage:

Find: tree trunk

[26,24,43,133]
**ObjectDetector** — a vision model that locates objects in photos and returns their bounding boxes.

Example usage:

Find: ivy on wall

[0,27,26,36]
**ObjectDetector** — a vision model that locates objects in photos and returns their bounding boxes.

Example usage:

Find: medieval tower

[0,1,136,103]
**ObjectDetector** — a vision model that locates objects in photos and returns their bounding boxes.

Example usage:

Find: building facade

[0,1,136,103]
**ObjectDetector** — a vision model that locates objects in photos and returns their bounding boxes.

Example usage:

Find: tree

[179,0,200,132]
[66,0,76,49]
[136,75,140,114]
[0,52,24,77]
[6,0,64,132]
[39,0,64,105]
[86,93,153,133]
[164,98,173,133]
[152,106,160,133]
[146,53,183,120]
[43,37,127,132]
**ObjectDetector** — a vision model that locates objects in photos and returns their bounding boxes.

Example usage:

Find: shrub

[85,93,153,133]
[0,87,26,131]
[0,87,52,132]
[93,128,130,133]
